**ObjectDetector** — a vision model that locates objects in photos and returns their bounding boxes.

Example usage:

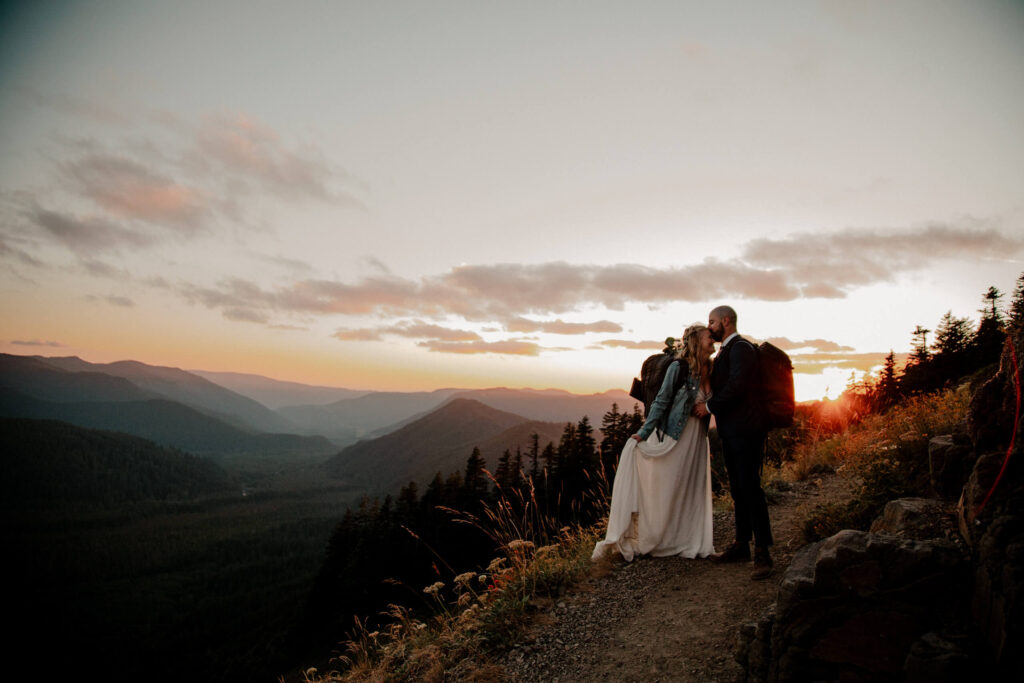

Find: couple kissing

[593,305,774,581]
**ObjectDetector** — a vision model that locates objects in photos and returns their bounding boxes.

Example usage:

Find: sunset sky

[2,1,1022,402]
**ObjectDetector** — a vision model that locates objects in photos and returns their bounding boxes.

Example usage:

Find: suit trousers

[721,430,773,547]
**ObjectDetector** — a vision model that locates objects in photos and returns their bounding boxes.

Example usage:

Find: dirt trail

[498,473,855,683]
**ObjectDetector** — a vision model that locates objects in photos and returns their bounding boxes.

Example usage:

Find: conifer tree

[981,286,1004,321]
[528,432,540,481]
[1009,273,1024,334]
[873,350,900,409]
[464,447,489,503]
[910,325,931,363]
[421,472,444,512]
[512,446,523,484]
[495,448,512,490]
[397,482,418,519]
[974,286,1006,368]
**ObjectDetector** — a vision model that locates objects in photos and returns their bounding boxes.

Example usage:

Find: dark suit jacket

[709,335,763,437]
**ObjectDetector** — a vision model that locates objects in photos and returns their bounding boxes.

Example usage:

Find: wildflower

[536,544,559,558]
[454,571,476,586]
[478,574,488,586]
[507,539,535,552]
[423,581,444,596]
[457,592,472,606]
[487,557,507,572]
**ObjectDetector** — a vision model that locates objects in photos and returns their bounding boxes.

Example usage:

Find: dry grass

[298,477,606,683]
[783,386,970,483]
[790,386,971,541]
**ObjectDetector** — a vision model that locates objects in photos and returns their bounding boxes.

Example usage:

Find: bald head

[708,305,738,342]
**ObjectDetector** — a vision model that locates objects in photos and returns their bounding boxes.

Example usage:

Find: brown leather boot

[751,546,773,580]
[710,541,750,563]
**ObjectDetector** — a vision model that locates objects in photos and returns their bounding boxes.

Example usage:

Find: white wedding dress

[592,388,714,561]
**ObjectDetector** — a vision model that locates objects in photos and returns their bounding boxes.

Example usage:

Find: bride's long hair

[678,323,711,381]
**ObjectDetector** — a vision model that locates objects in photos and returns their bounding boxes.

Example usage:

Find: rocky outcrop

[770,530,968,682]
[970,471,1024,680]
[737,332,1024,682]
[869,497,953,541]
[903,631,972,683]
[928,434,974,499]
[955,451,1006,546]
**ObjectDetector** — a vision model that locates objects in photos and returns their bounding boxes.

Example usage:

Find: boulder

[966,334,1020,452]
[927,435,974,499]
[971,469,1024,680]
[767,530,968,682]
[870,497,951,541]
[736,604,774,683]
[955,452,1006,547]
[904,631,972,683]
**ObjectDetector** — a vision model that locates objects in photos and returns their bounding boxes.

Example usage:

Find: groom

[695,305,773,580]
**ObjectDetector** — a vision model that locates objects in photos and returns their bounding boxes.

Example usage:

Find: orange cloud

[598,339,665,350]
[742,223,1022,296]
[791,352,908,375]
[417,339,544,355]
[29,207,156,254]
[10,339,66,347]
[505,317,622,334]
[172,225,1024,327]
[766,337,856,352]
[193,113,364,207]
[334,321,482,342]
[64,155,207,230]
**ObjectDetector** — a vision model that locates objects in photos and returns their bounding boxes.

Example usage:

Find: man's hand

[631,434,643,442]
[693,401,709,418]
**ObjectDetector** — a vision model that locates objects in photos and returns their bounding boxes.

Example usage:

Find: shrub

[797,387,970,542]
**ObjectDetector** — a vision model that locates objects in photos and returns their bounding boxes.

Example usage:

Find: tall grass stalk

[299,470,608,682]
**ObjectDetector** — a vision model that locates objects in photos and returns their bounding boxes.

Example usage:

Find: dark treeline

[846,276,1023,413]
[1,417,233,505]
[296,404,645,662]
[2,417,358,683]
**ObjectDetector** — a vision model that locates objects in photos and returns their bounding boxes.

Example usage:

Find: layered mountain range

[0,352,636,492]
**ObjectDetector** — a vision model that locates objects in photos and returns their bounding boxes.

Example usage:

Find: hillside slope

[0,388,336,461]
[1,417,233,505]
[324,398,564,493]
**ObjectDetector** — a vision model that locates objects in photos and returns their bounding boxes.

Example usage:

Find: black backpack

[629,339,686,418]
[756,341,795,429]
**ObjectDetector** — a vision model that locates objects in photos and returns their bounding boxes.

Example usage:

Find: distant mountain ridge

[35,356,297,433]
[189,369,370,409]
[0,354,158,403]
[279,389,464,442]
[281,386,636,445]
[0,354,335,464]
[324,398,565,494]
[0,387,336,461]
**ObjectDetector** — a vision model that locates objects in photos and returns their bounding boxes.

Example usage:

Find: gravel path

[497,474,854,682]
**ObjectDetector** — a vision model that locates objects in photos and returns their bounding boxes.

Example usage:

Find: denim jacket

[636,360,701,440]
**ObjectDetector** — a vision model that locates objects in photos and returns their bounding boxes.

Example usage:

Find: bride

[593,323,715,561]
